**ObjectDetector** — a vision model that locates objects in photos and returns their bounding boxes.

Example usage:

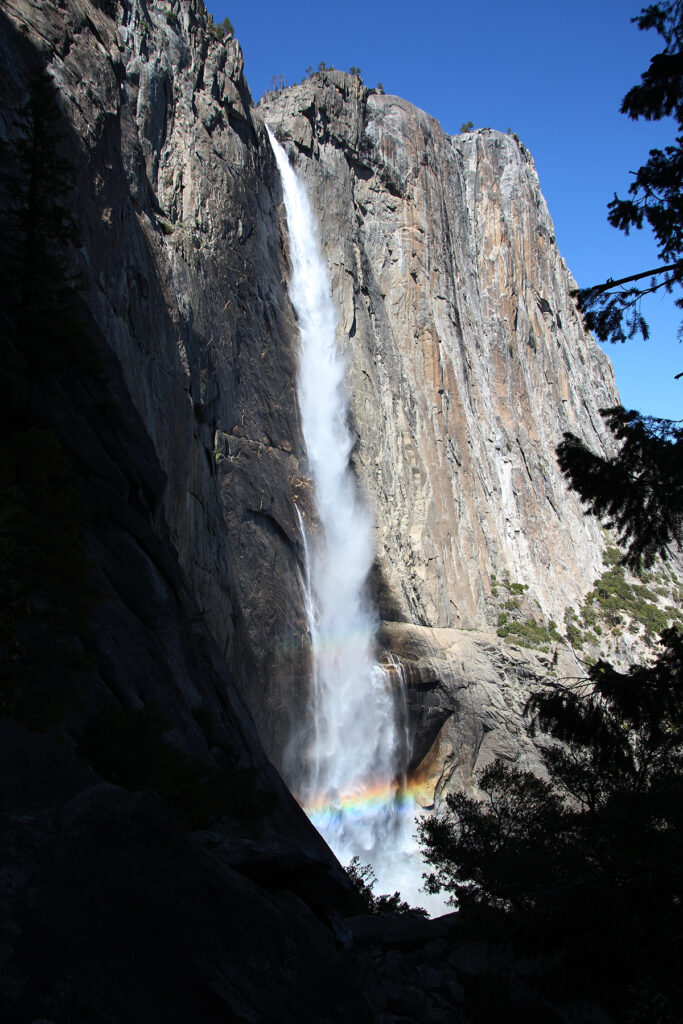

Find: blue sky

[207,0,682,420]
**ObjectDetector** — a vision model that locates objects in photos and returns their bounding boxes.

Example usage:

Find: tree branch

[577,260,681,297]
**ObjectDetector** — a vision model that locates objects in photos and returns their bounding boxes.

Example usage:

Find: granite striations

[262,73,618,633]
[263,73,620,796]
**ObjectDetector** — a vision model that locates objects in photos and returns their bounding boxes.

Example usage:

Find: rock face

[262,75,618,632]
[0,0,317,774]
[380,620,584,804]
[262,75,620,795]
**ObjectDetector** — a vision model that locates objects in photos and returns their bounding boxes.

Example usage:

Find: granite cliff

[0,0,640,1019]
[262,74,620,798]
[263,75,618,633]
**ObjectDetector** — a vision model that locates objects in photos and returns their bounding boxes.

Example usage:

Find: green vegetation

[491,575,528,596]
[589,563,670,634]
[217,15,234,36]
[460,120,474,132]
[207,14,234,40]
[496,612,562,650]
[490,578,560,651]
[563,542,680,653]
[563,607,584,647]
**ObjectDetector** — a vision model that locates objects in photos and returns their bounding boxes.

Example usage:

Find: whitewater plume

[268,128,444,913]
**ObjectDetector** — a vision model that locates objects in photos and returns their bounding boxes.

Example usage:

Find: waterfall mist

[268,129,445,915]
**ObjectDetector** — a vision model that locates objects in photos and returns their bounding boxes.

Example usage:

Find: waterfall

[268,128,443,914]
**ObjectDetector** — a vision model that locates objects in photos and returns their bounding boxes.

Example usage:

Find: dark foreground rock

[0,724,374,1024]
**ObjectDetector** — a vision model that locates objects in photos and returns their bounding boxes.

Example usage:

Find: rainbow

[302,779,417,828]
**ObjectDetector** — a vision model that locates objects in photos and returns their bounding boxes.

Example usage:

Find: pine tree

[557,406,682,569]
[561,3,682,571]
[418,629,683,1017]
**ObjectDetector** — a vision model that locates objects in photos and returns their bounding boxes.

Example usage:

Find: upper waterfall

[267,126,435,906]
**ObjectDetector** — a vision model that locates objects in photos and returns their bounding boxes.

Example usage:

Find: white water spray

[269,129,444,913]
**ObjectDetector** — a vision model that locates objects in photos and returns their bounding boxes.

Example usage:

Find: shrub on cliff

[207,15,234,40]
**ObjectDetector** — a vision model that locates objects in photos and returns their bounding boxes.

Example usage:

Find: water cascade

[268,129,442,912]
